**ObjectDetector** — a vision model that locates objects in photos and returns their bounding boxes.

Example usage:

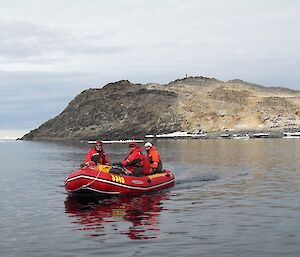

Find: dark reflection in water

[64,192,170,240]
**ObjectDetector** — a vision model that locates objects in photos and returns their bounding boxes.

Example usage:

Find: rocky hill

[22,76,300,140]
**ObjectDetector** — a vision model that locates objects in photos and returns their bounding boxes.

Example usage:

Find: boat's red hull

[64,166,175,197]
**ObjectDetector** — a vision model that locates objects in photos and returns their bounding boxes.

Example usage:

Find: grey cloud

[0,21,131,63]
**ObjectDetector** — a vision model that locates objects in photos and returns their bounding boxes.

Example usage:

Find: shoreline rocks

[21,77,300,141]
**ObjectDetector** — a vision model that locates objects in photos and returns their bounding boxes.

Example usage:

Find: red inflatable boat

[64,165,175,197]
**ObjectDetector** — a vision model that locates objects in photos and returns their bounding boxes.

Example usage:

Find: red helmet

[129,141,137,147]
[95,140,102,146]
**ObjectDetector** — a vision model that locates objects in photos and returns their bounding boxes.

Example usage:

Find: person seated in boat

[119,142,144,176]
[84,140,110,167]
[143,142,163,175]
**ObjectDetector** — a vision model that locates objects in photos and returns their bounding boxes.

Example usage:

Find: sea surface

[0,139,300,257]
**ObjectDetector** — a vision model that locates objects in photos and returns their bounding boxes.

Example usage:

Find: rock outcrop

[22,76,300,140]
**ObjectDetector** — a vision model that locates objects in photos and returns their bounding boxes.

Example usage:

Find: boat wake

[175,173,220,185]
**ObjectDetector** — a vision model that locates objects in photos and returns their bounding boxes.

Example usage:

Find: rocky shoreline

[144,128,300,140]
[21,77,300,141]
[18,128,299,142]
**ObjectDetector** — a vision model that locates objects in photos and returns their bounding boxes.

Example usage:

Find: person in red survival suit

[120,142,144,176]
[143,142,163,175]
[84,140,110,166]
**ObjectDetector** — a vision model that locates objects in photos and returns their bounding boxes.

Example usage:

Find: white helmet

[144,142,152,148]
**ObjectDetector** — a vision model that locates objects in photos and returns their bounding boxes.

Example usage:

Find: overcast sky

[0,0,299,138]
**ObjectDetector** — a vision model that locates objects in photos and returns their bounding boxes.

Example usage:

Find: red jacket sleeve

[85,149,94,162]
[121,151,142,167]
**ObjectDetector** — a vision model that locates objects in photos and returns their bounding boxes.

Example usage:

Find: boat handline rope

[81,168,102,189]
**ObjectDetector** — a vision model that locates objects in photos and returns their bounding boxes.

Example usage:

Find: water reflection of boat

[64,165,175,197]
[64,192,170,240]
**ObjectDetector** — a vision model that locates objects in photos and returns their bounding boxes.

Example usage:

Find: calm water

[0,139,300,257]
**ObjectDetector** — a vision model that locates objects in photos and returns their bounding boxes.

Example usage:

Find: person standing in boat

[143,142,163,174]
[120,142,144,176]
[85,140,110,166]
